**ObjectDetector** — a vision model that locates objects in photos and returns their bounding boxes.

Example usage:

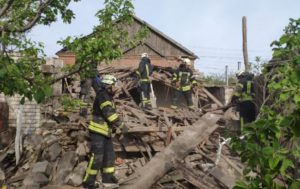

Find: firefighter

[136,53,153,110]
[232,71,256,127]
[171,58,197,109]
[82,74,124,189]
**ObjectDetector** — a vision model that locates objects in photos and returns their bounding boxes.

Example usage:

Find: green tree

[231,18,300,189]
[0,0,146,103]
[249,56,267,75]
[204,72,236,86]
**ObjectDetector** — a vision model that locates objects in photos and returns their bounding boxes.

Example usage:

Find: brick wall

[111,55,182,68]
[57,54,192,69]
[0,94,41,134]
[57,53,76,66]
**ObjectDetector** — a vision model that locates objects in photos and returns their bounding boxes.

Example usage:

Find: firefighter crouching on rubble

[136,52,153,110]
[171,58,197,109]
[232,71,256,127]
[82,74,125,189]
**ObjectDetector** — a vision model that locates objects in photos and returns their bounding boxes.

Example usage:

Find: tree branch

[0,0,14,18]
[14,0,54,32]
[2,0,54,33]
[49,62,87,84]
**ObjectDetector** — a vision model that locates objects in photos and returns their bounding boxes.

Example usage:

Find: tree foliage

[0,0,146,103]
[231,18,300,189]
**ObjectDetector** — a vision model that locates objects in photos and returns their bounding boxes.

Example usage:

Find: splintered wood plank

[123,105,149,126]
[210,167,236,189]
[202,88,223,107]
[42,186,83,189]
[127,126,188,133]
[175,161,210,189]
[120,136,146,152]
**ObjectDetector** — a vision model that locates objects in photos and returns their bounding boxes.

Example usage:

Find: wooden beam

[126,126,188,133]
[120,113,221,189]
[202,88,223,107]
[210,167,236,189]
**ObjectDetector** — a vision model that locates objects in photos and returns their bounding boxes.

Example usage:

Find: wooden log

[121,113,221,189]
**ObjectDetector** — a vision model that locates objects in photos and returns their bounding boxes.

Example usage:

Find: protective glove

[172,81,180,88]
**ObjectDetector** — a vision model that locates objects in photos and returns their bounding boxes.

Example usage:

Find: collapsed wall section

[0,94,41,134]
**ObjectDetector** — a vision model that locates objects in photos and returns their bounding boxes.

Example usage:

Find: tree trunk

[121,113,221,189]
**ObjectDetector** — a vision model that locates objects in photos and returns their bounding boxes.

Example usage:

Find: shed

[56,16,198,68]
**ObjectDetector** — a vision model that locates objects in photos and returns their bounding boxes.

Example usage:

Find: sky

[30,0,300,75]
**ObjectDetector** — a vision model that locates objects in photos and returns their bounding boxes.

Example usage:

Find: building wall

[110,55,184,68]
[0,94,41,134]
[57,54,193,69]
[58,53,75,66]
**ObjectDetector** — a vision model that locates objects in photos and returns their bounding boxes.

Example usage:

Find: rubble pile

[0,66,242,189]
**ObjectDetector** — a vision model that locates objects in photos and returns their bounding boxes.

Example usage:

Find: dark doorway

[0,102,9,133]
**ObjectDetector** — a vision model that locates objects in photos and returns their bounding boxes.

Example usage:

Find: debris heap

[0,66,243,189]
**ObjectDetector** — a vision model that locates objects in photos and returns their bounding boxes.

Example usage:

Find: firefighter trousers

[139,81,151,108]
[171,89,193,108]
[238,101,256,126]
[83,132,115,185]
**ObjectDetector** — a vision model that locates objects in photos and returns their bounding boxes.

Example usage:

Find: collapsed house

[0,67,241,188]
[0,16,240,189]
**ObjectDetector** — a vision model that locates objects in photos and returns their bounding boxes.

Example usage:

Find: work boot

[102,173,119,188]
[82,182,99,189]
[144,104,152,110]
[82,175,99,189]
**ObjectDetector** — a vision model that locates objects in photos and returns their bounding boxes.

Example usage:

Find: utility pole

[237,61,241,71]
[225,65,228,86]
[242,16,249,71]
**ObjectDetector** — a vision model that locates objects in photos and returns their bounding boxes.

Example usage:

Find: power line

[198,55,271,60]
[186,45,271,53]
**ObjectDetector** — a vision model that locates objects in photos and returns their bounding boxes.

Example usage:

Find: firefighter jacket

[88,89,123,137]
[233,77,254,103]
[136,57,153,82]
[171,64,197,92]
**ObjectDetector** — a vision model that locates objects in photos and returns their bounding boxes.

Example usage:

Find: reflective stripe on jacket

[172,64,197,91]
[234,80,254,102]
[136,57,153,82]
[90,89,121,136]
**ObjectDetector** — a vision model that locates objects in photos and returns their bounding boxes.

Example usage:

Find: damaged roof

[56,15,198,59]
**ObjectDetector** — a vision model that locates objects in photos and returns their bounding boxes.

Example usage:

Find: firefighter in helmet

[82,74,124,189]
[232,71,256,127]
[171,58,197,109]
[136,53,153,110]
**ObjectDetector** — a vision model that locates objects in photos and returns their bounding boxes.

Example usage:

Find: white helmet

[236,70,245,77]
[141,52,148,58]
[183,58,191,66]
[101,75,117,85]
